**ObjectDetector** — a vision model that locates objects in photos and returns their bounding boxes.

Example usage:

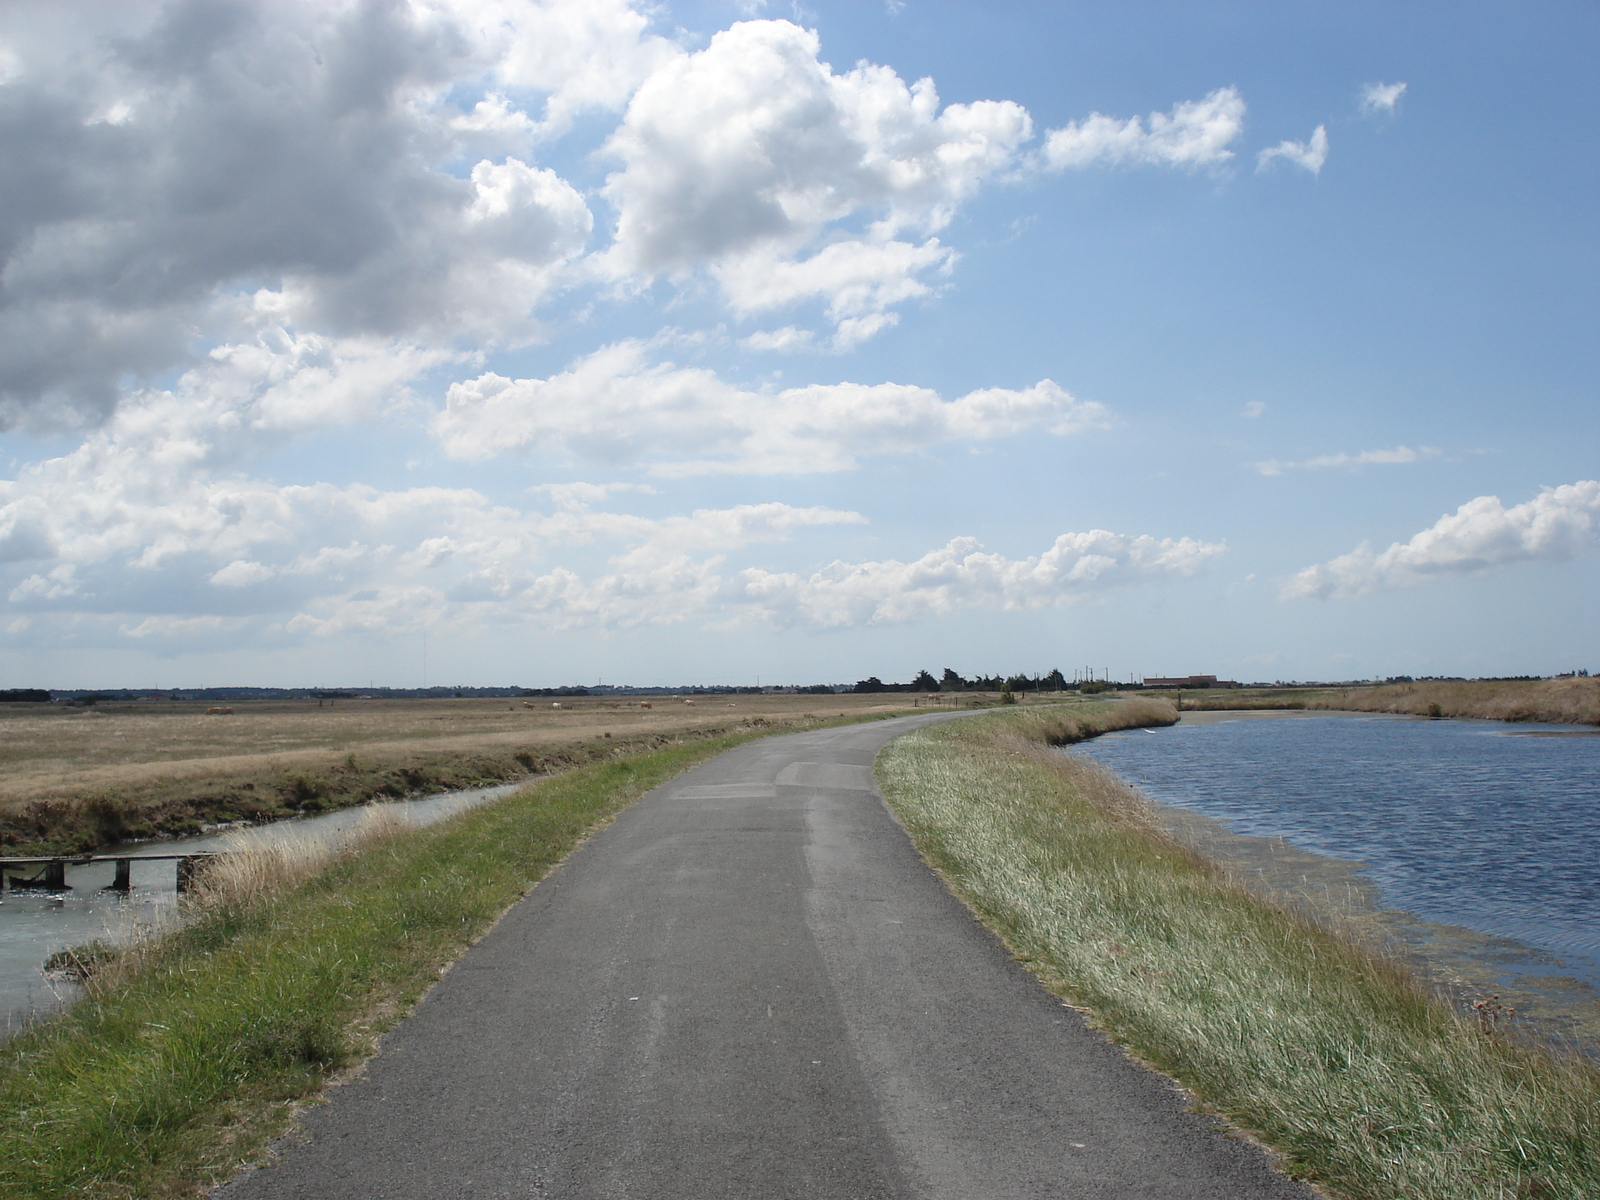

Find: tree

[911,669,939,692]
[941,667,967,691]
[852,677,885,693]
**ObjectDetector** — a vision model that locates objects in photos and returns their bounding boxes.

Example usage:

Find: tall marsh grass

[1318,677,1600,726]
[877,704,1600,1200]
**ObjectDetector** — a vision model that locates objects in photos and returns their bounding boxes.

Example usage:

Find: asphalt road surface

[222,713,1315,1199]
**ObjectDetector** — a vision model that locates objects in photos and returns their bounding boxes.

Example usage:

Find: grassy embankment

[878,701,1600,1200]
[0,713,899,1200]
[0,724,726,856]
[1311,677,1600,726]
[0,695,917,855]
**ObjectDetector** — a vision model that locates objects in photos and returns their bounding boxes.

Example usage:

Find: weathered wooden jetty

[0,852,216,893]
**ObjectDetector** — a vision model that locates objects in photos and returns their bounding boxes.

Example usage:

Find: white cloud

[741,326,817,353]
[736,530,1226,627]
[1041,88,1245,170]
[0,0,612,428]
[1361,82,1407,116]
[712,238,957,346]
[528,481,656,510]
[0,347,1218,640]
[431,0,676,140]
[603,20,1031,266]
[0,380,875,639]
[1255,445,1440,476]
[434,340,1109,473]
[599,19,1031,343]
[1282,481,1600,600]
[210,560,276,588]
[1240,401,1267,418]
[1257,125,1329,174]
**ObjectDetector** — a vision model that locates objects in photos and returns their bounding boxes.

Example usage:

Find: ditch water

[0,779,525,1033]
[1073,712,1600,1051]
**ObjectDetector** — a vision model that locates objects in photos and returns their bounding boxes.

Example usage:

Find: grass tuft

[877,703,1600,1200]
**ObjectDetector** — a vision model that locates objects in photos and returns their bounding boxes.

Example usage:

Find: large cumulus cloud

[0,0,598,429]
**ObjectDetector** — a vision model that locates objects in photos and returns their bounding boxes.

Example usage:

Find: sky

[0,0,1596,690]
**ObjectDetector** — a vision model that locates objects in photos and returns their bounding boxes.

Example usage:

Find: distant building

[1143,675,1240,688]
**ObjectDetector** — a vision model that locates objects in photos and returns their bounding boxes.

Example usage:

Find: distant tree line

[853,668,1073,694]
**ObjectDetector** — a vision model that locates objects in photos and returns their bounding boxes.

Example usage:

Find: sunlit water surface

[1073,713,1600,1047]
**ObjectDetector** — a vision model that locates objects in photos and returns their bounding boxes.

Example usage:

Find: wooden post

[175,855,207,893]
[111,858,133,891]
[40,860,67,890]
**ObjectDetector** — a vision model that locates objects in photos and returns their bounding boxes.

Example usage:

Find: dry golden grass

[0,693,922,813]
[186,806,413,913]
[1315,677,1600,726]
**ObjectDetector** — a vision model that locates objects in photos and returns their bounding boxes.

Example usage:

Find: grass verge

[0,716,889,1199]
[876,703,1600,1200]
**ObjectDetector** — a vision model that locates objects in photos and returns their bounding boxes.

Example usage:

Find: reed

[877,704,1600,1200]
[1316,677,1600,726]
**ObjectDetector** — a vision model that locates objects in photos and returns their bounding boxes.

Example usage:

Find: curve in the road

[221,712,1315,1199]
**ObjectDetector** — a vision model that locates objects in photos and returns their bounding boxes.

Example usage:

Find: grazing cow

[639,701,652,709]
[683,699,694,706]
[205,706,234,716]
[551,702,563,709]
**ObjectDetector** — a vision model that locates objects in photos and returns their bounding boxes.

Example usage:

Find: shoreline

[1133,783,1600,1057]
[1085,710,1600,1055]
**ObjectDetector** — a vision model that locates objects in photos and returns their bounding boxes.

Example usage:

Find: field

[0,693,962,854]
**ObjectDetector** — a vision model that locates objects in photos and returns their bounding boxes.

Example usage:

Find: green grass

[0,717,895,1199]
[876,704,1600,1200]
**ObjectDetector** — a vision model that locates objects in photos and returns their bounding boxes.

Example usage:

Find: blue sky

[0,0,1595,688]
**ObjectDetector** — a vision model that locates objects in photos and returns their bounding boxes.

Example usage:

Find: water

[1073,713,1600,1042]
[0,780,525,1032]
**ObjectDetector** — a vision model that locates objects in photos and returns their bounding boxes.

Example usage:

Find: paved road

[223,713,1314,1199]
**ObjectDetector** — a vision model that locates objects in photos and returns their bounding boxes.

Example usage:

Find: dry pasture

[0,693,942,814]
